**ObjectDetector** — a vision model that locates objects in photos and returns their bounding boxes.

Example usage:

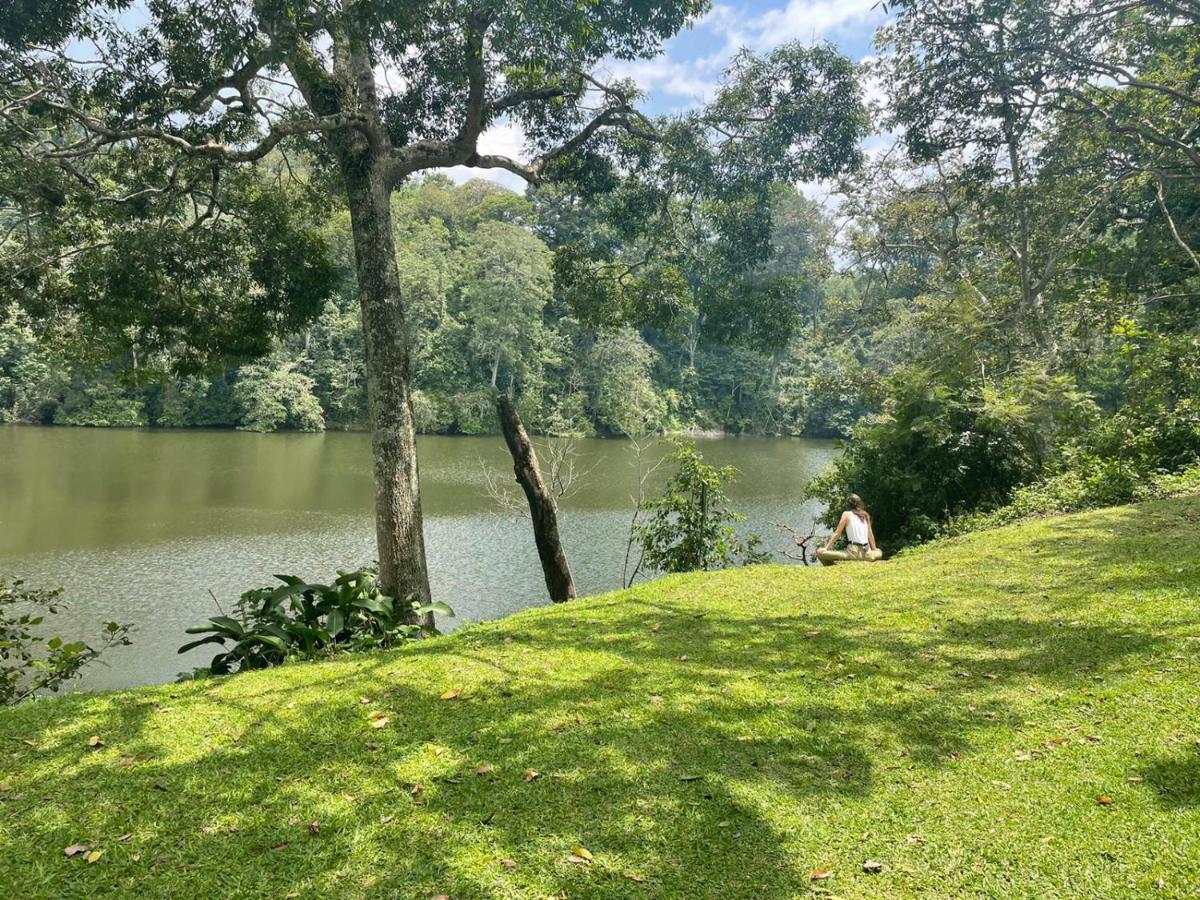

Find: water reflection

[0,426,837,689]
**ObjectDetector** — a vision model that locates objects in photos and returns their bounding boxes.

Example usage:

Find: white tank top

[846,511,869,545]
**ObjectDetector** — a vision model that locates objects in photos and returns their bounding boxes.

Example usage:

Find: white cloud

[442,120,529,193]
[603,0,885,108]
[744,0,882,49]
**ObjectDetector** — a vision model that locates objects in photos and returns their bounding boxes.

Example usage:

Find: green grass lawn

[2,498,1199,898]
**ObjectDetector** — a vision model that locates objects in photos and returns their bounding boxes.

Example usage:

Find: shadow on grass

[1142,750,1200,808]
[1,607,1173,898]
[3,496,1197,897]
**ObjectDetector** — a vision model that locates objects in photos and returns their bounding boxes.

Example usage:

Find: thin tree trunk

[496,393,576,603]
[344,162,434,627]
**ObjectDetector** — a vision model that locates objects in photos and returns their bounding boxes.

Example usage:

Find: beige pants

[817,544,883,565]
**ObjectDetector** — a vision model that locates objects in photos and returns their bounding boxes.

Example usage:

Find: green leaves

[0,577,133,706]
[178,570,455,679]
[633,439,768,576]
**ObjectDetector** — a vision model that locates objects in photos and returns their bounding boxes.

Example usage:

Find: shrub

[451,389,496,435]
[944,452,1139,535]
[806,366,1098,549]
[53,378,146,427]
[946,459,1200,536]
[179,570,452,678]
[1,578,133,705]
[233,361,325,432]
[630,440,768,580]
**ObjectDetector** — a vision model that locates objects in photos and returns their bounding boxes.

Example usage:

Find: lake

[0,425,837,690]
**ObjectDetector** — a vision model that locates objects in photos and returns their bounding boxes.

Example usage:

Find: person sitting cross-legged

[816,493,883,565]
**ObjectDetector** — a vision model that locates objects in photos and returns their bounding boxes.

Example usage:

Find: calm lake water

[0,426,837,690]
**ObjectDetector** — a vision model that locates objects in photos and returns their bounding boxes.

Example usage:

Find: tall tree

[1,2,865,618]
[461,220,552,389]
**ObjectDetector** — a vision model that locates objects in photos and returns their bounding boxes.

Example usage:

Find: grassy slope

[2,499,1200,899]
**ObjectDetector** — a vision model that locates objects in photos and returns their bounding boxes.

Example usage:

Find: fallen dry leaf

[365,741,380,751]
[624,871,646,883]
[308,821,320,835]
[650,623,661,634]
[1097,795,1114,806]
[369,717,390,729]
[116,833,133,843]
[85,850,103,864]
[380,815,395,825]
[500,858,517,869]
[677,655,689,662]
[1128,775,1144,783]
[522,768,540,782]
[862,860,884,874]
[64,844,88,858]
[440,689,460,701]
[810,868,833,881]
[131,852,142,862]
[87,735,104,748]
[270,842,290,852]
[432,895,450,900]
[367,709,387,720]
[476,764,495,776]
[21,739,38,748]
[571,845,594,862]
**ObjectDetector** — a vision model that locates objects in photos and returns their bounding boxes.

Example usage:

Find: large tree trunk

[343,162,434,627]
[496,394,576,603]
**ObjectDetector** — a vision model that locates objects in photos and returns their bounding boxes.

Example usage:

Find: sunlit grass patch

[2,497,1199,898]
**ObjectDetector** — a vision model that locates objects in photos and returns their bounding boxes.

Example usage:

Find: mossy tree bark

[343,162,433,626]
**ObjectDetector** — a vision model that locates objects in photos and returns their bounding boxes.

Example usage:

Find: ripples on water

[0,426,837,689]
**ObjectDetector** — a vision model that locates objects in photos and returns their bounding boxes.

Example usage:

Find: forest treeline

[0,176,861,438]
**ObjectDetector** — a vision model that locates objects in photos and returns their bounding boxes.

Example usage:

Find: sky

[449,0,890,191]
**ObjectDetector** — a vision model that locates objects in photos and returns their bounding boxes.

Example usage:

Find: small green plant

[630,440,768,581]
[179,569,452,677]
[0,577,133,705]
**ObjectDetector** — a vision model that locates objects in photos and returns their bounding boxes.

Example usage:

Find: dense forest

[0,173,856,438]
[1,0,1198,556]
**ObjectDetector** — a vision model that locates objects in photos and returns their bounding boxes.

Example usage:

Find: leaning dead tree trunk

[496,394,576,603]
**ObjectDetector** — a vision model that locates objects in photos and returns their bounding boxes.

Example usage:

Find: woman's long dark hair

[848,493,868,517]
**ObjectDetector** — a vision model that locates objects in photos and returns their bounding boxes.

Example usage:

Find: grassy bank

[2,498,1199,898]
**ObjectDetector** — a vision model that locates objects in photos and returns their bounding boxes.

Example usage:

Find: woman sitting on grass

[816,494,883,565]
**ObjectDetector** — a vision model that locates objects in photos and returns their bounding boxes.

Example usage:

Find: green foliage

[232,361,324,433]
[53,376,146,427]
[807,367,1098,549]
[0,577,132,705]
[179,570,453,678]
[156,375,238,428]
[633,440,768,576]
[0,305,61,423]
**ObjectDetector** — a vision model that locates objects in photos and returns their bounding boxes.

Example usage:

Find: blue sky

[615,0,885,115]
[462,0,889,190]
